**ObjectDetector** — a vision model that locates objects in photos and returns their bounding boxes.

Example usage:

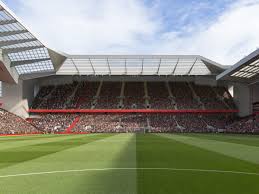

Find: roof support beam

[171,58,179,75]
[187,58,197,75]
[140,58,144,75]
[10,58,51,67]
[71,58,80,75]
[88,58,96,75]
[0,19,16,25]
[3,45,44,54]
[106,58,112,75]
[0,38,37,47]
[124,59,127,75]
[0,30,27,37]
[156,58,162,75]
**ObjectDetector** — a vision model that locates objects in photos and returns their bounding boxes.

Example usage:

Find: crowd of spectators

[170,82,201,109]
[27,112,259,135]
[18,80,259,135]
[1,109,259,134]
[0,109,41,134]
[32,81,235,111]
[76,82,99,109]
[30,114,76,133]
[148,82,174,109]
[214,86,236,109]
[191,84,227,109]
[72,114,148,133]
[95,82,121,109]
[123,82,145,109]
[225,115,259,134]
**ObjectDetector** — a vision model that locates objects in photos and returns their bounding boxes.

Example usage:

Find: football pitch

[0,133,259,194]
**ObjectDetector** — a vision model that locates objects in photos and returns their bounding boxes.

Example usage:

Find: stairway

[65,116,80,134]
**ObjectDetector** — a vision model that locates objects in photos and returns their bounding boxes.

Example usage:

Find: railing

[29,109,239,114]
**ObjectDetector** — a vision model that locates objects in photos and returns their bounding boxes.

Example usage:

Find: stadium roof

[0,1,228,81]
[57,55,226,76]
[217,49,259,84]
[0,1,65,77]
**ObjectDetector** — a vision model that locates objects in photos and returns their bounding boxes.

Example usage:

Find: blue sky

[2,0,259,65]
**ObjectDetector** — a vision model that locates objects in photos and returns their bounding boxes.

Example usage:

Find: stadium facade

[0,1,258,121]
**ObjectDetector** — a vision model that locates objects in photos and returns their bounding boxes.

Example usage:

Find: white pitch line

[0,168,259,179]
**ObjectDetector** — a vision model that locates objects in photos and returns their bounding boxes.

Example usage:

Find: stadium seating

[0,109,41,135]
[31,114,77,134]
[27,113,258,134]
[7,80,257,135]
[1,109,257,134]
[32,81,235,110]
[225,115,259,134]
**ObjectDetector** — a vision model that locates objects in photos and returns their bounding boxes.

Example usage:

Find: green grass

[0,133,259,194]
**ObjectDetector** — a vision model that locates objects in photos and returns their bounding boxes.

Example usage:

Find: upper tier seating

[32,81,236,110]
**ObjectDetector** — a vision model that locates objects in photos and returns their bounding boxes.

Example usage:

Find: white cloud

[14,0,159,54]
[10,0,259,65]
[152,0,259,65]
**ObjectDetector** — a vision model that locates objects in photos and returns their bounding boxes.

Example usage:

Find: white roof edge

[63,54,226,72]
[216,48,259,80]
[68,54,209,59]
[66,54,226,70]
[199,56,228,70]
[0,0,47,47]
[0,1,65,57]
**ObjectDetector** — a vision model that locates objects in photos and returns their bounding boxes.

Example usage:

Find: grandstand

[0,2,258,135]
[1,2,259,194]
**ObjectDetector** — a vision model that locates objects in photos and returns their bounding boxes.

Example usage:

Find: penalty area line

[0,168,259,178]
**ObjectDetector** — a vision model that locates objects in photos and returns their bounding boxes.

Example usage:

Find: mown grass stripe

[0,134,98,151]
[158,133,259,165]
[182,133,259,147]
[0,134,137,194]
[0,134,114,170]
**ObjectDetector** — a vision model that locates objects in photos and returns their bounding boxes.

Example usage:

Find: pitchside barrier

[29,109,239,114]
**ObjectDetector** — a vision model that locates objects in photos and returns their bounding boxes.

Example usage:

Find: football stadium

[0,1,259,194]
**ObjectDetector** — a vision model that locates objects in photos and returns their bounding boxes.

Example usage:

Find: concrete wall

[252,84,259,103]
[194,76,218,86]
[233,83,252,117]
[0,50,19,83]
[1,79,37,119]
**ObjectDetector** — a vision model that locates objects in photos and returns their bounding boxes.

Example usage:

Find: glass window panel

[15,60,54,75]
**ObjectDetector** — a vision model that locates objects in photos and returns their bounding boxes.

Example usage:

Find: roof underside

[217,49,259,83]
[57,55,225,76]
[0,2,64,76]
